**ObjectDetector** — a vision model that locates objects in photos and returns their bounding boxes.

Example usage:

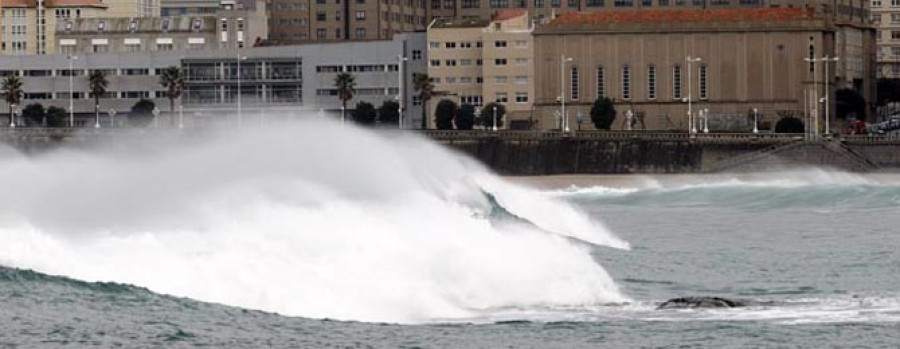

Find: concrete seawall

[3,128,900,174]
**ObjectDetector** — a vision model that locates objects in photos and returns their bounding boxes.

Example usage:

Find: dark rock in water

[657,296,748,310]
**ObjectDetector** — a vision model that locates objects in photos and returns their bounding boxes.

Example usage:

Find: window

[460,77,472,83]
[495,58,507,65]
[515,92,528,103]
[162,18,171,31]
[460,41,472,48]
[317,11,327,21]
[893,0,900,6]
[535,0,544,6]
[446,77,457,84]
[614,0,632,6]
[622,65,631,100]
[495,75,508,83]
[809,41,816,72]
[586,0,603,6]
[355,28,366,38]
[647,65,656,100]
[462,0,480,7]
[476,59,483,66]
[356,11,366,20]
[430,59,441,66]
[892,47,900,56]
[192,19,202,31]
[429,42,440,49]
[514,40,527,48]
[699,64,708,100]
[490,0,509,7]
[515,58,528,65]
[476,41,483,48]
[317,65,343,73]
[460,59,473,66]
[515,75,527,84]
[495,92,508,103]
[596,66,605,98]
[156,43,174,51]
[317,28,326,39]
[445,42,456,48]
[568,0,578,6]
[445,59,457,66]
[672,65,682,99]
[412,50,422,60]
[570,65,579,100]
[873,0,882,6]
[494,40,507,48]
[98,21,106,31]
[551,0,560,6]
[123,68,150,75]
[892,13,900,22]
[335,10,342,20]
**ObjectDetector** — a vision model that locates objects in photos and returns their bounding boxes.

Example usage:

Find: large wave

[0,121,628,323]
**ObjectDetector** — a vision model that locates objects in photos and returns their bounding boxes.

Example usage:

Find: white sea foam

[0,120,628,323]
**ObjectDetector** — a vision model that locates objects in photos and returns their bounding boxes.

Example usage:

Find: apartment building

[1,0,112,55]
[532,7,875,131]
[426,9,533,128]
[872,0,900,78]
[267,0,428,44]
[0,33,427,127]
[54,1,268,54]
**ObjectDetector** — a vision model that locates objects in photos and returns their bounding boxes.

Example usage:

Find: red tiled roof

[494,9,528,21]
[549,8,813,26]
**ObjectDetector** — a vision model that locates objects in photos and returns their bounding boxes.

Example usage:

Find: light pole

[560,55,574,132]
[68,55,78,127]
[94,103,101,128]
[236,55,247,128]
[178,105,184,129]
[686,56,702,134]
[492,105,498,132]
[10,104,17,128]
[152,107,160,129]
[397,55,408,129]
[108,108,116,128]
[703,108,709,133]
[822,55,840,136]
[753,108,759,134]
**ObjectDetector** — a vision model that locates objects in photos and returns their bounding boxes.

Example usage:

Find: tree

[479,102,506,129]
[775,116,805,133]
[88,70,109,126]
[836,88,867,121]
[2,75,23,126]
[22,103,45,127]
[590,97,616,130]
[378,100,400,126]
[46,106,66,127]
[129,99,156,127]
[434,99,457,130]
[159,66,185,125]
[351,101,377,125]
[454,104,476,130]
[334,72,356,115]
[413,73,434,129]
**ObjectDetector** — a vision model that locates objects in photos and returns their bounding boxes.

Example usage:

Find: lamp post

[94,103,101,128]
[703,108,709,134]
[108,108,116,128]
[68,55,78,127]
[236,55,247,128]
[152,107,160,129]
[178,105,184,129]
[560,55,574,132]
[492,105,498,132]
[686,56,702,134]
[397,55,408,129]
[10,104,17,128]
[822,55,840,136]
[753,108,759,134]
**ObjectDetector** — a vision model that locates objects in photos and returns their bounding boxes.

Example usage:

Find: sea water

[1,122,898,347]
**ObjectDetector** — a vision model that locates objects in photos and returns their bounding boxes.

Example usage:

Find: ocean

[1,123,899,348]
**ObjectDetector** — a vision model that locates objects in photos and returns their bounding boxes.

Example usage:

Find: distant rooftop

[1,0,108,8]
[547,8,814,26]
[430,17,491,29]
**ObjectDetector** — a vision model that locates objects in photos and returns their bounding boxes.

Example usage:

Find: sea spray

[0,121,628,323]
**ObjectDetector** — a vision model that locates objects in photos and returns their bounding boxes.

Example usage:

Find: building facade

[532,7,875,131]
[426,9,534,128]
[267,0,428,44]
[0,33,427,127]
[53,1,268,54]
[1,0,112,55]
[872,0,900,78]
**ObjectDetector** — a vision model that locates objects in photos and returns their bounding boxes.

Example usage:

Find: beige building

[426,9,534,128]
[54,0,267,54]
[267,0,427,44]
[872,0,900,78]
[532,7,875,131]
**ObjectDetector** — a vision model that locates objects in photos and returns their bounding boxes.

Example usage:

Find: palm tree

[413,73,434,129]
[159,66,185,125]
[2,76,23,127]
[88,70,108,127]
[334,72,356,121]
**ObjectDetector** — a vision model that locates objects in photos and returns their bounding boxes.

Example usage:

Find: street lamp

[752,108,759,134]
[703,108,709,134]
[397,55,408,129]
[178,105,184,129]
[108,108,117,128]
[94,103,101,129]
[68,55,78,127]
[686,56,702,134]
[152,107,160,129]
[560,55,574,132]
[822,55,840,136]
[236,55,247,128]
[10,104,17,128]
[492,105,498,132]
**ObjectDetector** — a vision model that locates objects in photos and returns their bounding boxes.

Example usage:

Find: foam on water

[0,120,628,324]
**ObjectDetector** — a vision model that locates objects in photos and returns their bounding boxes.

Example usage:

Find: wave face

[552,169,900,210]
[0,121,628,324]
